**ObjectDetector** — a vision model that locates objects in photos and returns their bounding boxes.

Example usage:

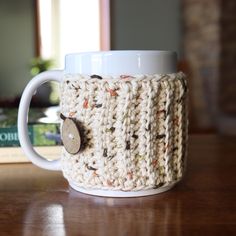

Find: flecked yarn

[60,72,188,191]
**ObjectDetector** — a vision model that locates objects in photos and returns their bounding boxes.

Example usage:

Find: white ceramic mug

[18,50,187,197]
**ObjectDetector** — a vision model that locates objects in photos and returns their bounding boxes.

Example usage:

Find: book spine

[0,124,61,147]
[0,146,61,163]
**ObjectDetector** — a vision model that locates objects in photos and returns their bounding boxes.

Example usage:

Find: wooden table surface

[0,135,236,236]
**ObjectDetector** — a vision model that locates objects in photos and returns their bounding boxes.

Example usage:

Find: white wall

[0,0,35,98]
[111,0,181,57]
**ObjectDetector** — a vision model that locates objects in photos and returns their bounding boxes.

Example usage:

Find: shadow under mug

[18,50,187,197]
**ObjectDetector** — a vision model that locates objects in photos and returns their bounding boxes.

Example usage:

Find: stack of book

[0,107,62,163]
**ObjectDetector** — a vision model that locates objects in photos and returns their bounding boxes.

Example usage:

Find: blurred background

[0,0,235,135]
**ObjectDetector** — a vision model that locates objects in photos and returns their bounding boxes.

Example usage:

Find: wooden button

[62,118,81,154]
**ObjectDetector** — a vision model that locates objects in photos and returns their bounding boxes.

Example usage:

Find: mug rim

[65,50,176,58]
[64,50,177,75]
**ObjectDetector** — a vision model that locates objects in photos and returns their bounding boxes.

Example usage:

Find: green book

[0,107,61,147]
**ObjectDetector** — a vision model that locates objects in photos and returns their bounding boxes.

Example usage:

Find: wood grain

[0,135,236,236]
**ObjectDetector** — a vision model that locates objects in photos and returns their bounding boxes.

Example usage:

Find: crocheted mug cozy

[60,72,188,191]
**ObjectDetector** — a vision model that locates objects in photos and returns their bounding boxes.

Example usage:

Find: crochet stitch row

[60,72,188,191]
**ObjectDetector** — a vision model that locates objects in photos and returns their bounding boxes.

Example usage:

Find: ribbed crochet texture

[60,72,188,191]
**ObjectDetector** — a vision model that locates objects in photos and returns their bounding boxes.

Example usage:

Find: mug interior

[65,50,177,76]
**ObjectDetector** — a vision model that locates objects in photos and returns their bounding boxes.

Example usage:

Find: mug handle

[17,70,63,171]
